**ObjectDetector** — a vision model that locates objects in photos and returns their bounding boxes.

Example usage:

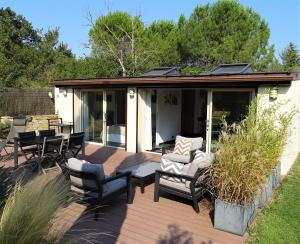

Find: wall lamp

[63,89,68,97]
[269,87,278,100]
[129,88,135,98]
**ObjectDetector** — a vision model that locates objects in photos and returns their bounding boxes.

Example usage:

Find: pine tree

[280,42,300,72]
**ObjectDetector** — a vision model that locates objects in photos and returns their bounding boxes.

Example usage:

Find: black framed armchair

[66,158,132,219]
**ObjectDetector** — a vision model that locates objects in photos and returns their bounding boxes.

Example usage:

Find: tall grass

[209,98,295,205]
[0,174,71,244]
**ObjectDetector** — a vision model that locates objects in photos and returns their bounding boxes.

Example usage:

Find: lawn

[247,156,300,244]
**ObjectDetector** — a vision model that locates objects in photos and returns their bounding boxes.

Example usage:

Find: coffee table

[116,161,161,193]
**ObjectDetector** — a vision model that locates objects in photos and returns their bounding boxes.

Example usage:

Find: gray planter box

[214,199,256,236]
[272,161,281,189]
[258,174,273,208]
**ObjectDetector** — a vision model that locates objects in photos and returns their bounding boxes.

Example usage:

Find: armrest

[101,171,131,184]
[155,170,195,181]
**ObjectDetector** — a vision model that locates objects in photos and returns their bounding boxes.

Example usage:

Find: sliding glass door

[206,90,253,152]
[81,89,126,148]
[82,91,104,143]
[105,89,126,147]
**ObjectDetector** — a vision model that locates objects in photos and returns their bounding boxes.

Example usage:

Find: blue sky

[1,0,299,59]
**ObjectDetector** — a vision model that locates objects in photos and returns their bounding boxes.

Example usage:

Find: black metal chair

[18,131,38,161]
[40,136,64,174]
[64,132,84,159]
[66,158,132,220]
[154,167,208,213]
[39,129,56,138]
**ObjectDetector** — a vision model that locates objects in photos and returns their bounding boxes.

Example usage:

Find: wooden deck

[2,144,247,243]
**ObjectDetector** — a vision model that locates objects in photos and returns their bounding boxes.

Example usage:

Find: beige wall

[258,79,300,176]
[54,87,73,124]
[126,88,137,152]
[74,89,81,133]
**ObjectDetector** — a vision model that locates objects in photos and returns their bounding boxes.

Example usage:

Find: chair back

[41,136,63,157]
[68,132,84,148]
[13,118,28,134]
[19,131,36,147]
[66,158,105,197]
[39,129,55,138]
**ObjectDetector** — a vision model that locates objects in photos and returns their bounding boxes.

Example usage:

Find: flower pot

[258,174,273,208]
[272,161,281,189]
[214,199,256,236]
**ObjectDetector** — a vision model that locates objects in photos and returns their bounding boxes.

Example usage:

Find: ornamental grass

[209,98,295,205]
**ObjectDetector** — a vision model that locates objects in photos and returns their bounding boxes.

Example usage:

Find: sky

[1,0,299,59]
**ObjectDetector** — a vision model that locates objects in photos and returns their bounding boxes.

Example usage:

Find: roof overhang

[53,72,293,88]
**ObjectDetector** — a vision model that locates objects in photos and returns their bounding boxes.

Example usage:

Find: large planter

[272,161,281,189]
[214,199,257,236]
[258,174,273,208]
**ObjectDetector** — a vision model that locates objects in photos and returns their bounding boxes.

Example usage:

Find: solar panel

[210,63,253,75]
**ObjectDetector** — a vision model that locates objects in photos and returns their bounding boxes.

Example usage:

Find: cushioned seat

[103,178,127,198]
[159,178,200,193]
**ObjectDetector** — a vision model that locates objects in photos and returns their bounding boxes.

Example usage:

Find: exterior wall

[156,89,182,144]
[74,89,81,133]
[54,87,73,124]
[126,88,137,152]
[258,79,300,175]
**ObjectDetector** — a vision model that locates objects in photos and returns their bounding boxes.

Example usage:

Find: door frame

[206,88,256,153]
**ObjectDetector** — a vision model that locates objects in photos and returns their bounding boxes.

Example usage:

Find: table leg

[13,137,18,169]
[140,178,145,194]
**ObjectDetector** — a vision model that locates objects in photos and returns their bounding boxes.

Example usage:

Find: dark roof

[141,67,179,76]
[53,72,293,87]
[210,63,253,75]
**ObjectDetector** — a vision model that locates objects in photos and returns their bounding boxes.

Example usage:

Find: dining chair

[39,129,56,138]
[40,136,64,174]
[64,132,84,159]
[18,131,38,162]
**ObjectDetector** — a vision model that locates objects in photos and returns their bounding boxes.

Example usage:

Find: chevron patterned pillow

[160,158,184,183]
[173,139,192,156]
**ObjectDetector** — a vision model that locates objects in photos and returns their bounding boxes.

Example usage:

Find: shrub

[209,98,295,205]
[0,174,71,244]
[0,120,11,139]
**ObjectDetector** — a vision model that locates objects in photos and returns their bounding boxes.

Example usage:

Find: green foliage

[178,0,275,71]
[0,120,11,139]
[209,98,294,205]
[280,42,300,72]
[0,7,74,88]
[247,156,300,244]
[0,174,71,244]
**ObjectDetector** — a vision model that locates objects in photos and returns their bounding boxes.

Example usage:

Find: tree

[89,11,150,76]
[280,42,300,72]
[177,0,275,72]
[0,7,75,87]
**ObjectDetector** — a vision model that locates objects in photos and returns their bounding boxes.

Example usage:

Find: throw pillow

[173,139,192,156]
[160,158,184,183]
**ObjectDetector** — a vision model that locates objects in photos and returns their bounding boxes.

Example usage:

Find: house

[54,64,300,176]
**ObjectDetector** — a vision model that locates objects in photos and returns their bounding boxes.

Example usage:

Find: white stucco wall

[73,89,81,133]
[126,88,137,152]
[258,79,300,176]
[54,87,73,124]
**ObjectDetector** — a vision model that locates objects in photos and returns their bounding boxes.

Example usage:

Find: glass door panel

[105,89,126,147]
[211,91,252,152]
[82,91,103,143]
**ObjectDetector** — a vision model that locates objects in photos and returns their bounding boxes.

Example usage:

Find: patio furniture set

[66,135,214,215]
[0,117,83,174]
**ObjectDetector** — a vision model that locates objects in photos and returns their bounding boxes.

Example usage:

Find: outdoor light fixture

[269,87,278,100]
[129,88,135,98]
[48,91,53,99]
[63,89,68,97]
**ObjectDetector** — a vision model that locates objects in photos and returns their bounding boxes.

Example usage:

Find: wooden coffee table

[117,161,161,193]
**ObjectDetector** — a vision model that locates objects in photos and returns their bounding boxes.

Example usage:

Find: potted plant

[210,98,293,235]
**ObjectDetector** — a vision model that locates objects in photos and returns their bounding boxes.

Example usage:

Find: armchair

[66,158,132,219]
[154,153,213,213]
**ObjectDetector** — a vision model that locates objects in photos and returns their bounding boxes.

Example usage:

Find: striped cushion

[160,158,184,183]
[173,139,192,156]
